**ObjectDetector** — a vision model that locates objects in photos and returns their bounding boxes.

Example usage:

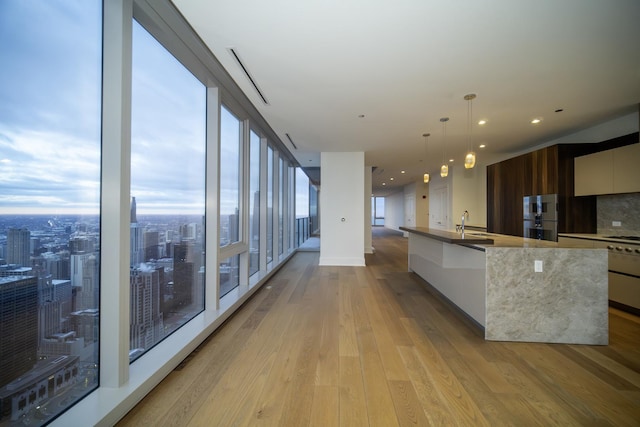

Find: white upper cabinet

[575,143,640,196]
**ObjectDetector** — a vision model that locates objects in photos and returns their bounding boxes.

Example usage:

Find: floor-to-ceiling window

[0,1,299,424]
[130,20,206,361]
[309,184,319,235]
[278,157,284,256]
[0,1,102,424]
[248,130,261,277]
[266,146,274,264]
[219,106,242,297]
[295,168,310,246]
[372,196,385,226]
[288,164,295,251]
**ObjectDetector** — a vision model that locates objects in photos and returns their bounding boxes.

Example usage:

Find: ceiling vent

[285,133,298,150]
[228,48,269,105]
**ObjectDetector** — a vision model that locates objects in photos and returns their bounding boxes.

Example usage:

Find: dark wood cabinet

[487,133,638,238]
[487,145,596,237]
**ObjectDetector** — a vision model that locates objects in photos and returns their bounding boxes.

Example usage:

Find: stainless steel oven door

[523,194,558,221]
[523,219,557,241]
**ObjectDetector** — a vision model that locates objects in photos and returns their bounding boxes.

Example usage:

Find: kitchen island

[400,227,609,345]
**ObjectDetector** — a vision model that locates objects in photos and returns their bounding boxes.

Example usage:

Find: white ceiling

[173,0,640,195]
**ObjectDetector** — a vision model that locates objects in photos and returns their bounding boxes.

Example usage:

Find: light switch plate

[612,221,622,227]
[534,260,543,273]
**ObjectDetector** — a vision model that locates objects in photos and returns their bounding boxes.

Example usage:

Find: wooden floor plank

[338,272,360,357]
[309,385,339,427]
[339,356,370,427]
[513,342,640,426]
[396,345,456,426]
[387,380,430,427]
[117,227,640,427]
[493,360,585,425]
[401,317,492,427]
[360,286,411,381]
[351,283,400,427]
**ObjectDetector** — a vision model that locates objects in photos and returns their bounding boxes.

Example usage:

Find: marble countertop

[400,227,595,250]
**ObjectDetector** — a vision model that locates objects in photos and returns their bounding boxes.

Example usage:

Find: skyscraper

[143,230,159,262]
[7,228,31,267]
[0,275,38,387]
[172,243,194,309]
[130,197,144,266]
[130,196,138,224]
[70,237,99,311]
[130,266,164,352]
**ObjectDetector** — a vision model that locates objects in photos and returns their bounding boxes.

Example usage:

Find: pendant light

[422,133,430,183]
[440,117,449,177]
[464,93,477,169]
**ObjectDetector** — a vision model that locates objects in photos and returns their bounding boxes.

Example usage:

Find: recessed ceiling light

[401,170,406,174]
[449,158,454,163]
[390,177,394,181]
[479,144,486,148]
[358,114,365,118]
[382,182,386,186]
[531,117,543,124]
[478,119,487,125]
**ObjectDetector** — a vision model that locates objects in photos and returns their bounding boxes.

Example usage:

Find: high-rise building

[70,236,99,311]
[38,278,73,343]
[70,236,95,254]
[172,243,194,309]
[7,228,31,267]
[130,197,144,266]
[130,196,138,224]
[43,251,71,280]
[130,266,164,352]
[179,223,198,241]
[0,275,38,387]
[143,230,159,262]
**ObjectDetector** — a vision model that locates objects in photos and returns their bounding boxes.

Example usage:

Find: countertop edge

[400,226,494,245]
[558,233,640,245]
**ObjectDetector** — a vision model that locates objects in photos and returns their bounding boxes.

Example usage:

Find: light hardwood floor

[117,227,640,426]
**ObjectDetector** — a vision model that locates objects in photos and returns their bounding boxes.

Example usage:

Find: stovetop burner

[604,235,640,241]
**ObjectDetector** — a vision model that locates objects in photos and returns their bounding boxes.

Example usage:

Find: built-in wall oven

[523,194,558,241]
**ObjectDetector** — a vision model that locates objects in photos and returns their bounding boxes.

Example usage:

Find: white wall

[320,152,365,266]
[451,162,487,228]
[384,191,405,231]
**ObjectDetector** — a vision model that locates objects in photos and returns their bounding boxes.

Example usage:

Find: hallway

[118,228,640,426]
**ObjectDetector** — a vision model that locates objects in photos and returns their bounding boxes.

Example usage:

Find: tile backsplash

[597,192,640,235]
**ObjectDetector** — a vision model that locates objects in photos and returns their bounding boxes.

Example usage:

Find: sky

[0,1,102,215]
[0,1,309,218]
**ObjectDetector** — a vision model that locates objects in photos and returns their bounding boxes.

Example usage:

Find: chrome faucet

[461,210,469,234]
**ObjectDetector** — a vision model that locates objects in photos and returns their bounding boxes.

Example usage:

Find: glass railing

[295,217,310,247]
